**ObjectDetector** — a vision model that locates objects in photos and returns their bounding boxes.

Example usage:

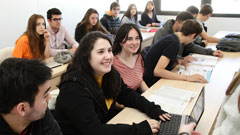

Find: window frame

[117,0,240,18]
[155,0,240,18]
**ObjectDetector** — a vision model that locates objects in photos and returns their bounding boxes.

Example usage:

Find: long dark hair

[62,31,119,98]
[143,1,156,14]
[24,14,46,58]
[76,8,108,35]
[113,23,142,55]
[122,4,138,23]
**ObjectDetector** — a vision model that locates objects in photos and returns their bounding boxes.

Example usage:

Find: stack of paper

[147,86,195,114]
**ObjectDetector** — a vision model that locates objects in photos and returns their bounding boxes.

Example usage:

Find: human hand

[213,50,224,58]
[43,29,50,42]
[152,22,158,27]
[147,119,160,133]
[146,24,151,28]
[68,46,77,52]
[186,74,207,83]
[178,59,189,70]
[179,122,201,135]
[183,55,195,63]
[159,113,171,121]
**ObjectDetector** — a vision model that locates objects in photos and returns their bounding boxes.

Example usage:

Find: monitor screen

[190,88,205,124]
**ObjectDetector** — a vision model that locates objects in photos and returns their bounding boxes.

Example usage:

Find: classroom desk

[141,32,155,49]
[108,79,205,125]
[44,57,68,90]
[108,31,240,135]
[50,64,68,90]
[196,31,240,134]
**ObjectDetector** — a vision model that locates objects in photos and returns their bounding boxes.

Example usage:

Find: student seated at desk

[12,14,50,59]
[100,2,121,35]
[152,11,223,63]
[144,19,207,87]
[47,8,79,56]
[75,8,109,43]
[213,72,240,135]
[112,24,148,93]
[54,31,172,135]
[195,4,220,47]
[121,4,150,32]
[140,1,161,27]
[186,5,199,19]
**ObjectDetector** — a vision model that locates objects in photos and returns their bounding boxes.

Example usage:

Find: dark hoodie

[54,68,167,135]
[151,19,213,58]
[100,11,120,34]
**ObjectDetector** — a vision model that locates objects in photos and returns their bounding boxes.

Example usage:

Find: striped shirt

[113,54,144,90]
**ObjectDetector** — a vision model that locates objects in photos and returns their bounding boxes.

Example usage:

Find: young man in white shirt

[47,8,78,56]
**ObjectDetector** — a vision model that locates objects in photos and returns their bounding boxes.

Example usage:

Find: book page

[147,86,195,114]
[178,65,214,82]
[191,54,218,67]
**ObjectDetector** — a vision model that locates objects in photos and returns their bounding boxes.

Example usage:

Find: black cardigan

[74,23,88,43]
[54,68,166,135]
[140,12,160,26]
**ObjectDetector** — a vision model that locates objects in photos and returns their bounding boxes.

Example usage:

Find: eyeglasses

[51,18,63,21]
[112,8,120,11]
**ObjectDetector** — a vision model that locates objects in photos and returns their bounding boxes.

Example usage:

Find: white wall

[0,0,115,49]
[0,0,240,49]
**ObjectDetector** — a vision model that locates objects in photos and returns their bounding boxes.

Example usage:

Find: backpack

[216,33,240,52]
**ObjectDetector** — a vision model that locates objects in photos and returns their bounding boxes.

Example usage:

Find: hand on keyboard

[147,119,160,134]
[159,113,171,121]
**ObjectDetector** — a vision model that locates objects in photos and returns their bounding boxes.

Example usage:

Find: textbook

[177,54,219,82]
[147,86,195,114]
[191,54,218,67]
[178,65,213,82]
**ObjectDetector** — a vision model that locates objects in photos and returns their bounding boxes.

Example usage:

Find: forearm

[154,69,187,81]
[205,36,220,43]
[140,80,149,92]
[44,41,50,58]
[50,48,68,56]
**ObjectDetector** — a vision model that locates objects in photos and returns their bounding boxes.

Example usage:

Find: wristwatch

[178,132,190,135]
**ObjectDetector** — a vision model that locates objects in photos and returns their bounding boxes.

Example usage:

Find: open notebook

[178,65,213,82]
[177,54,219,82]
[147,86,196,114]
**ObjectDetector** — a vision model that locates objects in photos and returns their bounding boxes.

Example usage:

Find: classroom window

[160,0,201,12]
[211,0,240,14]
[118,0,149,12]
[155,0,240,17]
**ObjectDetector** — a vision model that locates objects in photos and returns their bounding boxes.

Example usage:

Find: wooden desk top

[51,64,68,78]
[141,32,155,41]
[195,50,240,134]
[44,57,68,78]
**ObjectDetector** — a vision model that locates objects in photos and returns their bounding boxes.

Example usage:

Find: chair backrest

[0,47,14,63]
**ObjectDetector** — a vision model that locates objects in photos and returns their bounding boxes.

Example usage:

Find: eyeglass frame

[51,18,63,21]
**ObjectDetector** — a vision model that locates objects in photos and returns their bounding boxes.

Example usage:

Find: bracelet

[179,132,190,135]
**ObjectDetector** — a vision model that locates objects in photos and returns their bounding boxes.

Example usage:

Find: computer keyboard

[157,114,182,135]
